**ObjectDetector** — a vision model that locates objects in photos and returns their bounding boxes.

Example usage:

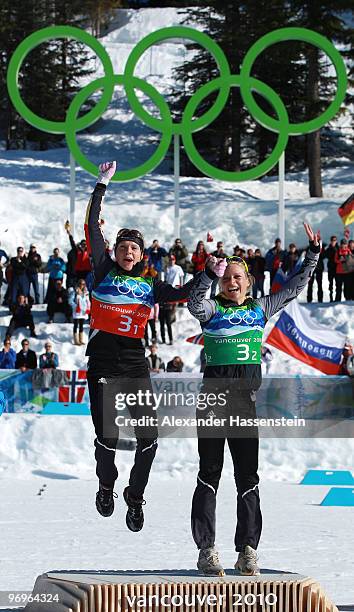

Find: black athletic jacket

[84,183,196,372]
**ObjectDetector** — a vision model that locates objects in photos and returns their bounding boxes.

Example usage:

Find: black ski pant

[307,270,323,303]
[191,389,262,553]
[87,371,158,498]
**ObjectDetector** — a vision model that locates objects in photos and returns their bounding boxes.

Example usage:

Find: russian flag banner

[271,253,305,294]
[266,300,347,375]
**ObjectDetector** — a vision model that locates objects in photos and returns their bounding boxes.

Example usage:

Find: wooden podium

[24,570,338,611]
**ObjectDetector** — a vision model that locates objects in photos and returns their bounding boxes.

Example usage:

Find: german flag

[338,193,354,226]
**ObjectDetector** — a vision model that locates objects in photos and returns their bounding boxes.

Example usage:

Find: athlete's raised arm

[257,222,321,320]
[84,161,116,282]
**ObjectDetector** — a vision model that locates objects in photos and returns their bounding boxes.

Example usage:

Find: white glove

[97,161,116,185]
[208,256,228,277]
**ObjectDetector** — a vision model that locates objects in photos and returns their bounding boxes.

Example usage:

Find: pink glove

[208,256,227,277]
[97,161,116,185]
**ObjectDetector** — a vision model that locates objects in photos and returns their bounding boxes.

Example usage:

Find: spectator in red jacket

[65,221,92,283]
[335,239,351,301]
[192,241,209,275]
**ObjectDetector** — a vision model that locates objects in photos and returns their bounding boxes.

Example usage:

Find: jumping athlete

[187,222,320,576]
[85,161,197,532]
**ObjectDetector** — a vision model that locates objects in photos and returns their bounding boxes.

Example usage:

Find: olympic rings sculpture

[7,25,347,182]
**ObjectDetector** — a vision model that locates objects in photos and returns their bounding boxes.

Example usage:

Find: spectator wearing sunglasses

[39,342,59,369]
[84,161,200,532]
[0,338,16,369]
[16,338,37,371]
[187,222,321,579]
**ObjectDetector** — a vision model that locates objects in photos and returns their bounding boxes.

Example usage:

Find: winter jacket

[324,243,339,272]
[0,348,17,369]
[191,251,209,274]
[335,246,351,275]
[69,289,91,319]
[169,244,189,271]
[188,242,320,389]
[39,352,59,369]
[27,252,42,274]
[146,246,168,272]
[47,256,66,280]
[264,247,286,272]
[16,349,37,369]
[10,256,28,277]
[84,183,198,370]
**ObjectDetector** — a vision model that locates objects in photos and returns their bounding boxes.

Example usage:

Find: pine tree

[290,0,354,196]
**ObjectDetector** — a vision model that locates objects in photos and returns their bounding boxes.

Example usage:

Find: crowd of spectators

[0,227,353,377]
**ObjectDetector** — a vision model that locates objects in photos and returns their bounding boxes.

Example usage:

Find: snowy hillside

[0,7,353,608]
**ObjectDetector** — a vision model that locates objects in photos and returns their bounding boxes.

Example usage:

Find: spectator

[346,239,354,300]
[159,301,175,345]
[169,238,189,274]
[334,239,351,301]
[0,338,16,369]
[233,245,241,257]
[324,235,339,302]
[166,356,184,373]
[191,241,209,275]
[65,221,92,283]
[146,240,168,281]
[10,246,29,305]
[45,248,66,302]
[69,279,91,345]
[339,343,354,376]
[6,294,36,338]
[2,261,12,307]
[307,243,325,303]
[146,343,165,373]
[212,241,228,259]
[261,345,273,375]
[165,255,184,287]
[47,278,72,323]
[245,248,255,275]
[141,254,158,279]
[0,242,9,301]
[39,342,59,369]
[27,244,42,304]
[265,238,286,285]
[144,303,159,345]
[16,338,37,371]
[283,243,301,274]
[252,249,266,298]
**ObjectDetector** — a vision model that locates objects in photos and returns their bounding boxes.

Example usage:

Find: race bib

[91,273,154,338]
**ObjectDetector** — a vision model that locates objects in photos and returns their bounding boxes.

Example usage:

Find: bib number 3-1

[117,314,139,335]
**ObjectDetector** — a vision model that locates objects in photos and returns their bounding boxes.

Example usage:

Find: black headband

[116,232,144,252]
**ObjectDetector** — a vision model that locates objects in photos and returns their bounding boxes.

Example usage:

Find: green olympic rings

[124,26,231,135]
[7,26,115,134]
[66,74,173,182]
[240,27,347,135]
[6,24,348,182]
[182,74,289,181]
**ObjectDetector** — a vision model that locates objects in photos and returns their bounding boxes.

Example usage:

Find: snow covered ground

[0,6,353,609]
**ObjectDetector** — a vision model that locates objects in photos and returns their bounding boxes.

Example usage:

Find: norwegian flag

[186,333,204,345]
[59,370,87,403]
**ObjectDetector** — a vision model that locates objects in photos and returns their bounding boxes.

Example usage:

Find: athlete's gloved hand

[207,256,228,277]
[97,161,116,185]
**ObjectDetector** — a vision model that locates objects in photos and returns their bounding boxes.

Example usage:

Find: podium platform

[24,570,338,611]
